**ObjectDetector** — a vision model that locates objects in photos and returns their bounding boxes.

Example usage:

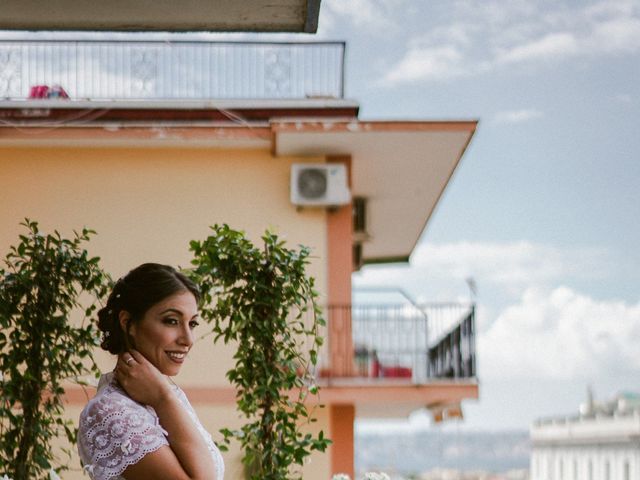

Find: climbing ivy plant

[188,224,331,480]
[0,219,109,480]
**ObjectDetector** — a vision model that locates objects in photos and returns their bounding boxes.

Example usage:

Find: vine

[0,220,109,479]
[188,224,331,480]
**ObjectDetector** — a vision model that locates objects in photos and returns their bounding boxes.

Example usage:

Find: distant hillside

[356,429,530,476]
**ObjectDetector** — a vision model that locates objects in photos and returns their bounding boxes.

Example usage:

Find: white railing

[0,40,345,100]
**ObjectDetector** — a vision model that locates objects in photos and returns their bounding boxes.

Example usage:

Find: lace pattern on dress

[78,373,225,480]
[78,374,169,480]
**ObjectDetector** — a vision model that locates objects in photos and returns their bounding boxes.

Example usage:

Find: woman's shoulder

[79,374,157,431]
[77,374,170,480]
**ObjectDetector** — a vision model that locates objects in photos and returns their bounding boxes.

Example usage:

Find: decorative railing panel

[0,40,345,100]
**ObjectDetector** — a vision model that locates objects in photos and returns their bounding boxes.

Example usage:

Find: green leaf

[187,224,328,477]
[0,219,108,477]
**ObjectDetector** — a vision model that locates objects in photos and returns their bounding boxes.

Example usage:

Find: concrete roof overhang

[0,0,321,32]
[273,120,478,265]
[0,103,476,266]
[0,99,359,124]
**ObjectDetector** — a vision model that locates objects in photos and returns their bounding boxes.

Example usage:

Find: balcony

[318,303,476,386]
[0,39,345,101]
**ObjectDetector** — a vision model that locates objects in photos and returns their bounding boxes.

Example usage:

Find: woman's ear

[118,310,131,335]
[118,310,136,350]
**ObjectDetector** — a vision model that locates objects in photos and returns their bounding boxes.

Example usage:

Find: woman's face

[128,290,199,376]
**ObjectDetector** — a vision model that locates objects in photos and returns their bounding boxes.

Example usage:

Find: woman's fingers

[114,349,171,407]
[118,353,135,368]
[129,349,146,364]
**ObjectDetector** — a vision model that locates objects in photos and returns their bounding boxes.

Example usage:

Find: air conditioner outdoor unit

[290,163,351,206]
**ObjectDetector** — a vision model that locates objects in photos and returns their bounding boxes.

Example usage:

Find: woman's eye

[189,321,200,329]
[164,318,178,325]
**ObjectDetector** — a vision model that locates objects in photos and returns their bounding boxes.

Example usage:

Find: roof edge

[304,0,321,33]
[272,119,479,133]
[0,98,360,111]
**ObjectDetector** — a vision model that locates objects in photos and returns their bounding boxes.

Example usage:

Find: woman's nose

[178,324,194,347]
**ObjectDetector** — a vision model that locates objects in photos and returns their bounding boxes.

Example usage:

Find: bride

[78,263,224,480]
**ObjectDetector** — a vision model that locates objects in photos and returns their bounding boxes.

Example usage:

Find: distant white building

[530,391,640,480]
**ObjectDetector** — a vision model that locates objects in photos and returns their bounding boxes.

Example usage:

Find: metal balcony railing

[318,303,476,385]
[0,40,345,100]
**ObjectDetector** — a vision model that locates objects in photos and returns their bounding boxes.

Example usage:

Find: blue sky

[315,0,640,431]
[187,0,640,431]
[3,0,639,432]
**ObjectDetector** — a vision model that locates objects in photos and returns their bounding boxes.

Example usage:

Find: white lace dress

[78,372,225,480]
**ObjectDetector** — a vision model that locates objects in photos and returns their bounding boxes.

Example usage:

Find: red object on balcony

[29,85,49,98]
[28,84,70,99]
[380,366,412,378]
[370,351,412,378]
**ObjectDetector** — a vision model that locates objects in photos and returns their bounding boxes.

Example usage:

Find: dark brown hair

[97,263,200,354]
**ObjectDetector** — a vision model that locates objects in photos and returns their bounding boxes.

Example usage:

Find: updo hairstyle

[97,263,200,354]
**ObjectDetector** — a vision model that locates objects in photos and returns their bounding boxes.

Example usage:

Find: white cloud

[355,239,617,345]
[408,241,608,290]
[584,0,639,21]
[382,45,465,84]
[451,0,538,30]
[590,17,640,53]
[320,0,408,33]
[523,8,640,58]
[480,286,640,380]
[494,108,544,124]
[382,0,640,85]
[355,240,638,383]
[496,32,579,64]
[355,240,637,428]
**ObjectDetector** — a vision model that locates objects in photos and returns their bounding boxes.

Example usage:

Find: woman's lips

[166,351,187,364]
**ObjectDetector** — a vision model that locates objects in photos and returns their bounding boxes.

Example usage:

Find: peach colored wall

[0,145,327,384]
[0,144,331,478]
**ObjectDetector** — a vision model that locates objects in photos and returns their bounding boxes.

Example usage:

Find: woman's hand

[114,349,172,408]
[114,349,218,480]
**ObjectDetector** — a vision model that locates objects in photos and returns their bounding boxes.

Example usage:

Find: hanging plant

[188,224,331,480]
[0,219,109,480]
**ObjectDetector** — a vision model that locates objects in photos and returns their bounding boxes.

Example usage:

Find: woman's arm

[114,349,217,480]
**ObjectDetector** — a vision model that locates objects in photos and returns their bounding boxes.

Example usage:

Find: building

[0,39,478,478]
[530,391,640,480]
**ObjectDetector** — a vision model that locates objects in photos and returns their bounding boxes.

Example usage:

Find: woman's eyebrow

[159,308,199,319]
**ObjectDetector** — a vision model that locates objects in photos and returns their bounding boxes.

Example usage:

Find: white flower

[332,472,391,480]
[49,469,61,480]
[364,473,391,480]
[74,375,99,388]
[2,474,12,480]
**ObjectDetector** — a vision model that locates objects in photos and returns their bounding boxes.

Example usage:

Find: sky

[2,0,639,432]
[314,0,640,432]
